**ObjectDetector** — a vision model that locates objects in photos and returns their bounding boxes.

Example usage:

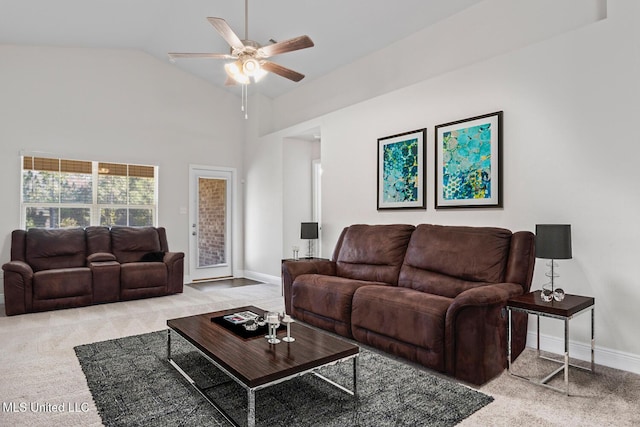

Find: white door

[189,166,233,281]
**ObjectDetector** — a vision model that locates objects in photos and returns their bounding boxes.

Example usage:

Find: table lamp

[535,224,572,302]
[300,222,318,258]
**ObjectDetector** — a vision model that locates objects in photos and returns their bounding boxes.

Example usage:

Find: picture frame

[377,128,426,210]
[435,111,503,209]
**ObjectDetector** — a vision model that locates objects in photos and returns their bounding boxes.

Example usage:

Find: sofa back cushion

[335,224,415,284]
[398,224,512,298]
[111,226,162,264]
[25,228,87,272]
[85,226,112,254]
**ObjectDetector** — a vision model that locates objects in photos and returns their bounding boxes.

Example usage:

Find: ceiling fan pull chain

[245,84,249,119]
[241,84,245,112]
[241,83,249,119]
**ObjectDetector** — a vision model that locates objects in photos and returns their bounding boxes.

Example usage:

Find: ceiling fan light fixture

[242,57,260,76]
[252,65,268,82]
[225,60,249,84]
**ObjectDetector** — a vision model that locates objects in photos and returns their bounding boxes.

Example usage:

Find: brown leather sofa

[2,226,184,316]
[282,223,535,385]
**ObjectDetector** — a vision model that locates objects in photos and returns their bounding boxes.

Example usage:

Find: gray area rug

[74,331,493,426]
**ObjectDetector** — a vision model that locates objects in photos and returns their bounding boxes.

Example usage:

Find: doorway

[312,159,322,255]
[189,166,234,281]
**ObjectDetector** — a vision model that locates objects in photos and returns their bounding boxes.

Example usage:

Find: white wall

[242,95,284,281]
[270,0,607,132]
[0,45,246,278]
[245,0,640,373]
[283,138,319,258]
[244,106,325,280]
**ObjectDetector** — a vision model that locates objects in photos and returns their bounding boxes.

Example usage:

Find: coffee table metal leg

[247,389,256,427]
[353,355,359,397]
[312,354,359,397]
[167,329,171,360]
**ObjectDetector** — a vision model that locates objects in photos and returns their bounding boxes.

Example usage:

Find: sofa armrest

[2,260,33,277]
[450,282,523,310]
[163,251,185,294]
[163,251,184,264]
[2,261,34,316]
[87,252,117,263]
[282,260,336,314]
[444,283,524,384]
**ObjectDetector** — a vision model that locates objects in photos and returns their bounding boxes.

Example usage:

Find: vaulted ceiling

[0,0,482,99]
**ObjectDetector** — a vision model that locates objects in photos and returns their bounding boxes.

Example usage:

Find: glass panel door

[189,167,233,281]
[197,177,227,268]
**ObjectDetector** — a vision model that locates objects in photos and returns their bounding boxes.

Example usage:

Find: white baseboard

[527,330,640,375]
[183,270,279,286]
[242,270,280,286]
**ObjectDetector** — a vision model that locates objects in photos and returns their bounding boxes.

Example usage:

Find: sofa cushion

[292,274,390,337]
[398,224,512,297]
[111,227,162,264]
[398,269,491,300]
[120,263,167,289]
[86,226,112,254]
[352,286,452,371]
[33,268,92,300]
[26,228,87,272]
[335,224,414,284]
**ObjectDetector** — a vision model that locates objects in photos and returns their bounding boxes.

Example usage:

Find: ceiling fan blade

[262,61,305,82]
[168,52,235,60]
[258,35,314,58]
[207,17,245,50]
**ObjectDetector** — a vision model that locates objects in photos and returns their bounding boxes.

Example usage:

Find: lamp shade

[300,222,319,239]
[535,224,572,259]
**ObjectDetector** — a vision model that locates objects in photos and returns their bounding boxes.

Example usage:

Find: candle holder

[265,311,281,344]
[281,314,295,342]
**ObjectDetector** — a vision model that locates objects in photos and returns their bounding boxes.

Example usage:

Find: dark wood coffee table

[167,306,359,427]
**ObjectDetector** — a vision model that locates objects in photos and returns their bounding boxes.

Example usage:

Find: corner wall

[246,0,640,373]
[0,45,246,285]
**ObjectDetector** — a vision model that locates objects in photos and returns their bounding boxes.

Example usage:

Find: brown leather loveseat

[282,224,535,385]
[2,226,184,316]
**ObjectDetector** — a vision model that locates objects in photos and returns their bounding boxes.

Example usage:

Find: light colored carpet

[0,282,638,426]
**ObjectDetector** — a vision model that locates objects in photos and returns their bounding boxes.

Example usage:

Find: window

[22,156,157,229]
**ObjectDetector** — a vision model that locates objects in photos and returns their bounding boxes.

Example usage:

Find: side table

[507,290,595,395]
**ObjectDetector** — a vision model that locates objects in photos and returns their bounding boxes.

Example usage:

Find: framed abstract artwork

[377,128,426,210]
[435,111,503,209]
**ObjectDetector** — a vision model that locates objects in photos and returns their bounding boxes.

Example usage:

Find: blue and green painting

[441,123,492,200]
[383,138,419,203]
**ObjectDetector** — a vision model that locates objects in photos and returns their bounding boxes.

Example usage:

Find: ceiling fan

[168,0,314,86]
